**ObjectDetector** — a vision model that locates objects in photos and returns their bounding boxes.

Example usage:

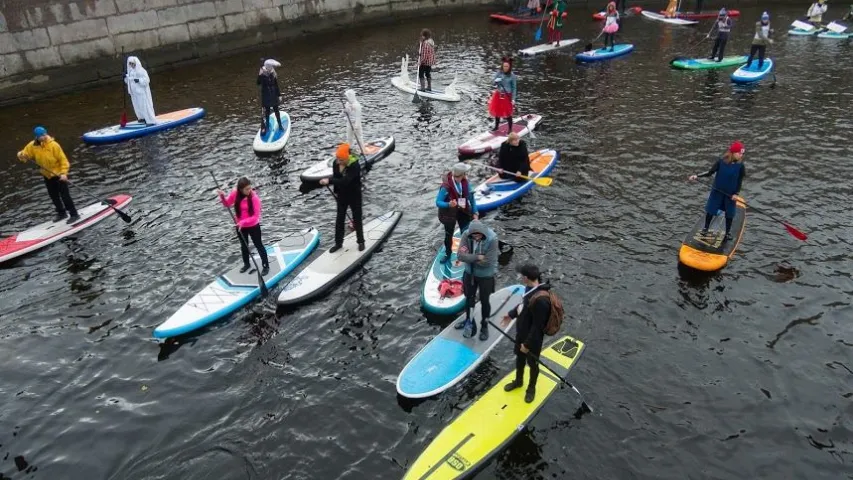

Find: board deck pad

[391,56,461,102]
[421,230,466,315]
[81,108,205,144]
[153,228,319,338]
[0,194,133,264]
[403,335,586,479]
[457,114,542,157]
[277,211,402,306]
[299,136,395,182]
[678,200,746,272]
[398,285,526,398]
[576,44,635,62]
[473,149,558,212]
[519,39,580,56]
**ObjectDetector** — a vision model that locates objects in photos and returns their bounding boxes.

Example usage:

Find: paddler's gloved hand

[134,79,139,83]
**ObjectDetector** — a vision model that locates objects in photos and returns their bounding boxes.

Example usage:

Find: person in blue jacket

[689,140,746,242]
[436,163,478,263]
[454,220,499,340]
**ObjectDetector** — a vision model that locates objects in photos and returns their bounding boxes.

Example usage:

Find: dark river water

[1,4,851,479]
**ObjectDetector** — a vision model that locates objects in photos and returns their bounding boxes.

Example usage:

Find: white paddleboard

[518,38,580,56]
[421,228,466,315]
[457,114,543,157]
[390,55,461,102]
[299,136,395,182]
[277,211,402,306]
[641,10,699,25]
[252,111,291,153]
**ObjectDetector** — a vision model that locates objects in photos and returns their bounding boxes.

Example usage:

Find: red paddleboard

[490,13,542,24]
[0,194,132,264]
[457,114,543,157]
[593,6,642,20]
[658,9,740,19]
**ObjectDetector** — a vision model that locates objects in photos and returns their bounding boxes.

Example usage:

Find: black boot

[239,264,250,273]
[524,388,536,403]
[479,320,489,341]
[358,242,365,252]
[463,319,477,339]
[493,118,500,131]
[504,378,523,392]
[53,212,67,222]
[329,245,342,253]
[261,264,269,276]
[66,214,81,224]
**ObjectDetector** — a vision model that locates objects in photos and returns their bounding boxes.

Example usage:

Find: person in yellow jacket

[17,126,79,224]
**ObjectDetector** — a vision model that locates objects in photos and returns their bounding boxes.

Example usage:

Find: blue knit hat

[33,126,47,138]
[719,8,727,16]
[761,11,770,20]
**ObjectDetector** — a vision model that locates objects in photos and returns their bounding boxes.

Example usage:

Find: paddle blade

[115,208,132,223]
[535,26,542,42]
[120,111,127,128]
[784,223,808,241]
[258,273,269,297]
[411,91,421,104]
[533,176,553,186]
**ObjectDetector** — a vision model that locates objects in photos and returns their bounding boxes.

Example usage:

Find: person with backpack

[501,263,563,403]
[454,220,499,341]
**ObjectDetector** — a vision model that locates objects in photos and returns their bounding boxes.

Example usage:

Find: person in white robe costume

[125,56,157,125]
[343,89,364,154]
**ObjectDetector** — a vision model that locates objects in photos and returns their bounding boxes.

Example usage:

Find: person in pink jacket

[217,177,269,275]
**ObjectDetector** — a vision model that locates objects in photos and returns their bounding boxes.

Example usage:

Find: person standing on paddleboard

[664,0,678,18]
[418,29,436,92]
[688,141,746,243]
[526,0,542,17]
[257,59,285,137]
[454,220,499,341]
[320,144,365,252]
[488,58,517,133]
[547,0,568,46]
[16,126,80,224]
[125,56,157,126]
[602,2,620,51]
[844,4,853,21]
[436,163,479,264]
[709,9,733,62]
[746,12,773,70]
[218,177,269,276]
[343,89,365,155]
[807,0,828,26]
[496,132,530,183]
[501,263,551,403]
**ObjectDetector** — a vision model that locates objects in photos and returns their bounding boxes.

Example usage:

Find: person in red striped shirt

[418,29,436,92]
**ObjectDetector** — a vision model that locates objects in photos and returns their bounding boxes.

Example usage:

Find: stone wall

[0,0,503,105]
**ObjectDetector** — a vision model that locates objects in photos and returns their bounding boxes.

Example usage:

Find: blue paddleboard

[576,44,635,62]
[472,149,559,213]
[731,58,774,84]
[82,107,205,145]
[253,111,291,153]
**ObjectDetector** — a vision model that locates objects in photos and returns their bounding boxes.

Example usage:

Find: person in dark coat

[257,59,284,136]
[688,140,746,243]
[320,143,365,252]
[496,132,530,182]
[501,263,551,403]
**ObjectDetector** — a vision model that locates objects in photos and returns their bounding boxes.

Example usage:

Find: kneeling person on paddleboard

[17,126,80,224]
[689,141,746,243]
[497,133,530,182]
[436,163,479,263]
[501,263,552,403]
[218,177,270,276]
[320,144,365,252]
[454,220,499,341]
[746,12,773,70]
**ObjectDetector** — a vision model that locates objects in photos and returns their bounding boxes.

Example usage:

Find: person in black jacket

[320,143,365,252]
[257,59,285,136]
[496,132,530,182]
[501,263,551,403]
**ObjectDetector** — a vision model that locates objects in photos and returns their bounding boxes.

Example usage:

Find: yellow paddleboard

[403,335,585,480]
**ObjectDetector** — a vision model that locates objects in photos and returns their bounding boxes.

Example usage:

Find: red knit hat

[729,141,745,154]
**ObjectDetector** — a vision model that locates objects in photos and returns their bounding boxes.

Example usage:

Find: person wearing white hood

[125,56,157,126]
[343,89,365,154]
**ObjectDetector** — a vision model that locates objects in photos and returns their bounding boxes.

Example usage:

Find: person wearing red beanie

[688,141,747,242]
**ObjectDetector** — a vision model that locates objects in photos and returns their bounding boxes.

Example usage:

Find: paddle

[22,162,132,223]
[120,47,127,128]
[209,172,269,297]
[583,26,607,52]
[412,41,423,103]
[695,179,807,241]
[533,1,550,42]
[467,160,553,186]
[670,22,716,64]
[486,317,593,413]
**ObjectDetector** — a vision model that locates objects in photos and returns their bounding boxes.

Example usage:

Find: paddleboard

[659,9,740,19]
[421,229,466,315]
[82,108,205,145]
[0,194,133,264]
[473,149,558,213]
[678,197,746,272]
[518,38,580,56]
[457,114,543,158]
[299,136,395,182]
[788,28,820,36]
[817,31,853,38]
[402,335,586,479]
[153,228,320,338]
[671,55,748,70]
[641,10,699,25]
[593,6,642,20]
[277,211,402,306]
[397,285,526,398]
[489,12,541,24]
[391,55,461,102]
[731,58,774,84]
[252,111,292,153]
[576,43,635,62]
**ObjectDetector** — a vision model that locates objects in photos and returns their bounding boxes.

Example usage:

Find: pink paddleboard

[0,194,132,264]
[457,114,543,157]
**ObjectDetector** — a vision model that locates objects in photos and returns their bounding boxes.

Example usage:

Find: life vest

[438,173,471,224]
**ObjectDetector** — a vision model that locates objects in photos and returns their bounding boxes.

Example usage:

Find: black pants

[499,171,528,182]
[514,344,541,392]
[494,117,513,131]
[335,196,364,247]
[418,65,431,81]
[443,214,472,254]
[262,106,283,130]
[695,0,704,13]
[604,33,616,49]
[463,272,495,321]
[747,44,766,69]
[710,37,727,60]
[239,224,269,268]
[44,176,77,217]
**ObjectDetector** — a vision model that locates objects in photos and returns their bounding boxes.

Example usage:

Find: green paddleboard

[671,55,749,70]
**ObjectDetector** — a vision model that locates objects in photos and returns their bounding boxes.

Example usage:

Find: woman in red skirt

[488,57,518,132]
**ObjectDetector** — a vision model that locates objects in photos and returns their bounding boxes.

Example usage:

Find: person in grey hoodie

[454,220,499,341]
